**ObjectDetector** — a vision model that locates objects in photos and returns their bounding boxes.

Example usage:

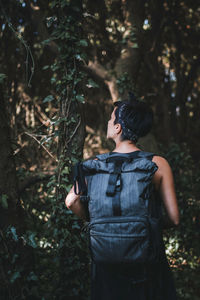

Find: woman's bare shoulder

[152,155,171,171]
[152,155,173,190]
[152,155,173,188]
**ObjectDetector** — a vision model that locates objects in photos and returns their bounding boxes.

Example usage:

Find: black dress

[91,244,177,300]
[89,152,177,300]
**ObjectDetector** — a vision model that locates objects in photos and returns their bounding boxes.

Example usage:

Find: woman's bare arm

[65,185,87,220]
[153,156,180,226]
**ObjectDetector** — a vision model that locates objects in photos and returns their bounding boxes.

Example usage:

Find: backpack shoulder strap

[136,151,155,160]
[106,150,156,162]
[106,150,141,162]
[73,162,88,195]
[95,152,110,161]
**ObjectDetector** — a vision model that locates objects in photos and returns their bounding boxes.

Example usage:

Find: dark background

[0,0,199,299]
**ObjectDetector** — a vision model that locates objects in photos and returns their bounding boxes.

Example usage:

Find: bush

[163,143,200,300]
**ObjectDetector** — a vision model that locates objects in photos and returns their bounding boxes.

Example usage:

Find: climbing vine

[40,0,90,298]
[0,1,90,299]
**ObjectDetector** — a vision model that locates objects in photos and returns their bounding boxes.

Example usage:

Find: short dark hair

[114,99,153,143]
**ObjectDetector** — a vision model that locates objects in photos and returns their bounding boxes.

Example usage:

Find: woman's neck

[113,140,141,153]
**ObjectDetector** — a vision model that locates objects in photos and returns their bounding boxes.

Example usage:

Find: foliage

[28,0,91,298]
[0,0,200,299]
[116,72,133,97]
[0,0,90,299]
[0,180,90,299]
[82,0,200,149]
[163,143,200,300]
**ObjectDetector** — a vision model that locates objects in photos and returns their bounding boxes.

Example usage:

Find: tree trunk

[0,85,19,229]
[0,84,32,300]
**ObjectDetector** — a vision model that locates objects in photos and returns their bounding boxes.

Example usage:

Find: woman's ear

[115,123,122,134]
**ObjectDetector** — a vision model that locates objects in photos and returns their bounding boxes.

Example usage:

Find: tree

[0,0,199,299]
[82,0,200,150]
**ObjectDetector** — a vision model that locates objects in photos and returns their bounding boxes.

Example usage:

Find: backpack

[74,151,162,265]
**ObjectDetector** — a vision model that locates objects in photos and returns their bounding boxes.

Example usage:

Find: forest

[0,0,200,299]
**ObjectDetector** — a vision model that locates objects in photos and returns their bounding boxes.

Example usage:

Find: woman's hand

[65,186,87,220]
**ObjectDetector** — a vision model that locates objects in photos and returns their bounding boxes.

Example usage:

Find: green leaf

[76,94,85,102]
[62,167,70,175]
[72,223,81,229]
[87,79,99,88]
[43,65,49,70]
[79,39,88,47]
[27,233,37,248]
[50,0,57,8]
[0,73,6,84]
[41,38,54,45]
[46,16,57,28]
[27,271,38,281]
[131,43,138,48]
[11,254,18,264]
[1,194,8,209]
[10,271,21,283]
[43,95,54,103]
[51,77,56,84]
[11,227,18,241]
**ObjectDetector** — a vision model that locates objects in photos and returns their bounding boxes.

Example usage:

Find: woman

[65,99,179,300]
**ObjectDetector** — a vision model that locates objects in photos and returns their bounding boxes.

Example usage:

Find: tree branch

[84,60,119,102]
[24,131,58,162]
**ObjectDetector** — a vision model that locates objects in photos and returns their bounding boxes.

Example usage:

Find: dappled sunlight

[0,0,199,299]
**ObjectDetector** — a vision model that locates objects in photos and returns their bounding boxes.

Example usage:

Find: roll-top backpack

[74,151,162,265]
